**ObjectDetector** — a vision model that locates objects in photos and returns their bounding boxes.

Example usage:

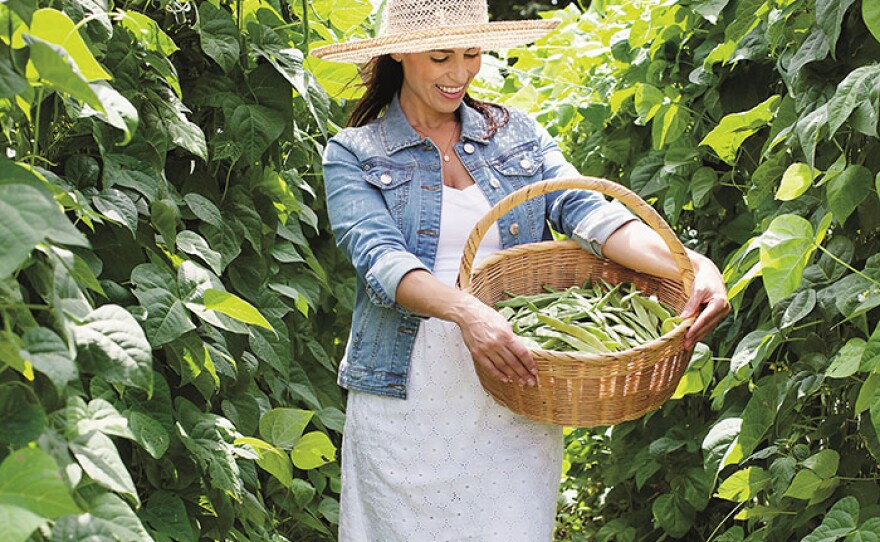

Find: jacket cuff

[364,250,430,310]
[571,201,638,259]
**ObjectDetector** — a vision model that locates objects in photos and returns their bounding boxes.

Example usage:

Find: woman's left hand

[680,252,731,350]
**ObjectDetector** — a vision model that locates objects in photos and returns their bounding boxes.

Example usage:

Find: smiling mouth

[437,84,465,94]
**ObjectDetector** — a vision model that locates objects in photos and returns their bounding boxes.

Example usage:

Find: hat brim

[309,19,561,64]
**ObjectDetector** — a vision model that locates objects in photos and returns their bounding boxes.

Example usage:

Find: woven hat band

[384,0,489,35]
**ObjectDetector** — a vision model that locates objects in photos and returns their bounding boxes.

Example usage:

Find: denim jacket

[323,94,635,398]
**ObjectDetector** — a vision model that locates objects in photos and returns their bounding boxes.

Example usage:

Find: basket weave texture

[458,177,697,427]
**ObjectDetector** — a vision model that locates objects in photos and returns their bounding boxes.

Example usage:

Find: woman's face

[392,48,482,116]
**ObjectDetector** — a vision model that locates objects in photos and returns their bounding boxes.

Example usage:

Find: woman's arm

[395,270,539,387]
[602,221,731,349]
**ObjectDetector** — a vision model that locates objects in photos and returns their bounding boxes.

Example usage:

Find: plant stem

[705,501,747,542]
[31,87,44,168]
[301,0,310,52]
[0,303,52,311]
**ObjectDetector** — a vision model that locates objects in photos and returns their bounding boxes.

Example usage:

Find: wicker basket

[458,177,697,427]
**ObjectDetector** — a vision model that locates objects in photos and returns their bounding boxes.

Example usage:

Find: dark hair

[347,55,510,138]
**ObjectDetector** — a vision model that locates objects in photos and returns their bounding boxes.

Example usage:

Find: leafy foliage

[0,0,362,539]
[473,0,879,539]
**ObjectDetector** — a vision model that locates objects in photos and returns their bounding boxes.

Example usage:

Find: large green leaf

[22,327,77,389]
[231,104,285,163]
[198,3,240,72]
[127,409,170,459]
[67,397,134,441]
[86,492,154,542]
[826,338,867,378]
[117,11,178,56]
[132,287,195,347]
[865,0,880,43]
[816,0,858,56]
[74,305,153,394]
[70,432,140,505]
[22,35,103,110]
[699,96,779,165]
[759,214,819,307]
[826,62,880,138]
[652,493,694,538]
[826,164,872,225]
[801,496,858,541]
[52,513,119,541]
[203,289,273,330]
[22,8,111,81]
[235,437,293,488]
[0,504,45,542]
[310,0,372,32]
[0,183,60,278]
[290,431,337,470]
[776,163,819,201]
[716,467,770,502]
[738,376,785,457]
[259,408,313,449]
[0,55,28,99]
[702,417,742,475]
[0,384,46,447]
[82,82,139,145]
[0,447,80,518]
[140,491,193,542]
[177,231,222,275]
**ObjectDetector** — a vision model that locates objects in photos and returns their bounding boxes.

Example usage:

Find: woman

[312,1,730,540]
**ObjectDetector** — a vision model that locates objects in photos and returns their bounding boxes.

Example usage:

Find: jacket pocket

[490,140,544,179]
[361,159,415,228]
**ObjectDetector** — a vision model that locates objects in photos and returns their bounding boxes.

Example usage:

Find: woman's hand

[455,296,538,387]
[680,252,731,350]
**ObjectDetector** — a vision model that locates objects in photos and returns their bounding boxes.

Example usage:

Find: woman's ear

[390,53,403,63]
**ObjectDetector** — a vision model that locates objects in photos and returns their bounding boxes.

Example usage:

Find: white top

[432,183,503,286]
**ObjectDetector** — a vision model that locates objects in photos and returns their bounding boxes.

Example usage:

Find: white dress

[339,184,563,542]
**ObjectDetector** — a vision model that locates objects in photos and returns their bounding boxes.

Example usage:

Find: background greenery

[1,0,878,540]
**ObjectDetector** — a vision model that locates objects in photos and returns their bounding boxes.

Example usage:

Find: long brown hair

[347,55,510,138]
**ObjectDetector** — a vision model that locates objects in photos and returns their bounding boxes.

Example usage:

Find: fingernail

[529,378,536,386]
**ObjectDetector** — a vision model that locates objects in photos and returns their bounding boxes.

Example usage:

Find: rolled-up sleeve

[323,139,429,313]
[537,122,637,258]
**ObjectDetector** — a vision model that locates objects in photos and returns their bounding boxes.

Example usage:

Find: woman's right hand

[454,296,538,386]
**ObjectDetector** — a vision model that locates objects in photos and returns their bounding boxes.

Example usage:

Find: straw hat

[309,0,561,64]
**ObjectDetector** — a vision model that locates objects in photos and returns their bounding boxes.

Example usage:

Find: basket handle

[458,176,695,296]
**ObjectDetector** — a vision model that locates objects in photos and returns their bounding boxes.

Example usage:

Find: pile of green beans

[496,280,683,354]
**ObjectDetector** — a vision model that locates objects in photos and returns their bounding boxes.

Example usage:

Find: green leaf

[803,449,840,479]
[235,437,293,488]
[827,65,880,138]
[864,323,880,372]
[52,512,120,541]
[183,193,223,227]
[23,8,110,81]
[776,163,819,201]
[93,188,138,237]
[176,413,241,498]
[691,167,717,208]
[259,408,313,448]
[0,56,28,99]
[84,82,139,145]
[0,384,46,447]
[801,496,858,541]
[70,432,140,505]
[102,153,159,202]
[177,231,222,275]
[652,493,694,538]
[635,83,663,123]
[816,0,856,56]
[865,0,880,43]
[311,0,372,32]
[197,3,240,72]
[68,397,134,441]
[826,165,872,225]
[787,27,830,75]
[0,447,80,518]
[783,469,824,499]
[0,183,61,278]
[22,35,103,110]
[850,518,880,541]
[150,198,179,248]
[856,373,879,414]
[290,431,337,470]
[127,409,170,459]
[87,492,154,542]
[716,467,770,502]
[231,104,285,163]
[759,214,817,307]
[203,289,273,330]
[0,504,45,542]
[141,491,193,542]
[702,417,742,475]
[780,289,816,329]
[22,327,77,389]
[739,376,784,457]
[74,305,153,395]
[118,11,178,56]
[692,0,731,23]
[699,96,779,165]
[826,338,867,378]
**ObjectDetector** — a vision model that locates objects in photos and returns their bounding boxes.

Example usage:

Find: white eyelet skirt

[339,317,563,542]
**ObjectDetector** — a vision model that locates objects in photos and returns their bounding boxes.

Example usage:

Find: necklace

[415,122,460,162]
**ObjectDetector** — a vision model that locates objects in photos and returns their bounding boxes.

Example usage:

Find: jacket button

[380,174,392,185]
[363,164,371,171]
[509,223,520,235]
[464,143,475,154]
[520,158,532,169]
[489,178,501,188]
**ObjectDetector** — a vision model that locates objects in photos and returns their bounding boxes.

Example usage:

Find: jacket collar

[379,93,490,155]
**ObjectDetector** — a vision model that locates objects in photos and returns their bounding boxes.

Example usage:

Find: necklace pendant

[443,154,450,162]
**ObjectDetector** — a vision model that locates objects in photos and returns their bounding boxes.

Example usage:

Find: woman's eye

[431,57,449,63]
[465,53,479,58]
